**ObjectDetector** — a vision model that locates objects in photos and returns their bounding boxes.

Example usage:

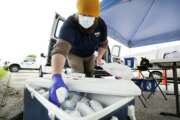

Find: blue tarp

[100,0,180,48]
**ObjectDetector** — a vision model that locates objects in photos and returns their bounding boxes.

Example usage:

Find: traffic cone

[162,68,167,85]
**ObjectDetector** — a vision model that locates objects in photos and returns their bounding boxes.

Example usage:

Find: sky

[0,0,76,61]
[0,0,179,62]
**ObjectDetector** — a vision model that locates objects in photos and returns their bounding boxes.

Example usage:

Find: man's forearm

[51,39,72,74]
[97,47,106,60]
[51,54,66,74]
[97,39,108,60]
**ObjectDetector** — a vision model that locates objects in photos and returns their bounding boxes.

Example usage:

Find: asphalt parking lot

[9,70,40,89]
[0,70,39,120]
[0,71,180,120]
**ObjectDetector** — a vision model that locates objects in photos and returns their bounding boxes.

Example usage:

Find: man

[49,0,108,107]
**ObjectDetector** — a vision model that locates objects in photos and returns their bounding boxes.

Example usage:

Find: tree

[24,54,37,62]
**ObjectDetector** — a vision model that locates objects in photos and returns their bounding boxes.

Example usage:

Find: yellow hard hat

[76,0,100,17]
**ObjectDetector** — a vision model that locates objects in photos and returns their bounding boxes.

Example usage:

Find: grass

[0,67,7,79]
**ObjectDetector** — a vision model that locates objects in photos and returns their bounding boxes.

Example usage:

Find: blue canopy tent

[100,0,180,48]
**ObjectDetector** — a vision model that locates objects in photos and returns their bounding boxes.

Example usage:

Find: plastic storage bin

[124,57,136,68]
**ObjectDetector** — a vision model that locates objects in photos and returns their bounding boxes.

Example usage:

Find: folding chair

[133,57,167,101]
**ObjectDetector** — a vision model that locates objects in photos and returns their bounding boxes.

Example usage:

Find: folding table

[150,58,180,118]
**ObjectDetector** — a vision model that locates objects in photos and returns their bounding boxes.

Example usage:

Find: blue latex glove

[49,74,68,107]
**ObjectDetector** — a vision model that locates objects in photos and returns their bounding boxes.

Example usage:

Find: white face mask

[78,15,95,29]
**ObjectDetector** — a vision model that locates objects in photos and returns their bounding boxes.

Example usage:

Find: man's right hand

[49,74,69,107]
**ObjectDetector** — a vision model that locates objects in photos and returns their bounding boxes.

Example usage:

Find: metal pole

[172,62,180,117]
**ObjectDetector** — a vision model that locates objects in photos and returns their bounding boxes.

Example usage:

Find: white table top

[150,58,180,63]
[150,58,180,68]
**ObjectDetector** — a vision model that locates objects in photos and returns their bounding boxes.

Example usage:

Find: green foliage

[0,67,7,79]
[24,54,37,62]
[26,54,37,59]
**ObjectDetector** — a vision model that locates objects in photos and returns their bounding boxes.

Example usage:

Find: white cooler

[24,77,141,120]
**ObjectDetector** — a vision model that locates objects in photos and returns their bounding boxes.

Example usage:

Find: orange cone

[162,68,167,85]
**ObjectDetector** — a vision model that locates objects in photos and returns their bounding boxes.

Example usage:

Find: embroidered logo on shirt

[94,32,101,37]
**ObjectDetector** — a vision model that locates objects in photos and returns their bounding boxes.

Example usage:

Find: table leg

[160,62,180,118]
[172,62,180,117]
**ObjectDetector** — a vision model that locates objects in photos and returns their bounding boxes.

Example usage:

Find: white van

[6,55,46,72]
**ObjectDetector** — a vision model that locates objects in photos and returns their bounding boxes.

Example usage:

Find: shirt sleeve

[100,18,107,42]
[98,18,108,48]
[51,40,72,57]
[58,17,75,44]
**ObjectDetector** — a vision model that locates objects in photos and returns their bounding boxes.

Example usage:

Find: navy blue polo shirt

[58,14,107,57]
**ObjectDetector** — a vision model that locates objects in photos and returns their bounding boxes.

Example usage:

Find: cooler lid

[65,78,141,96]
[26,76,141,97]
